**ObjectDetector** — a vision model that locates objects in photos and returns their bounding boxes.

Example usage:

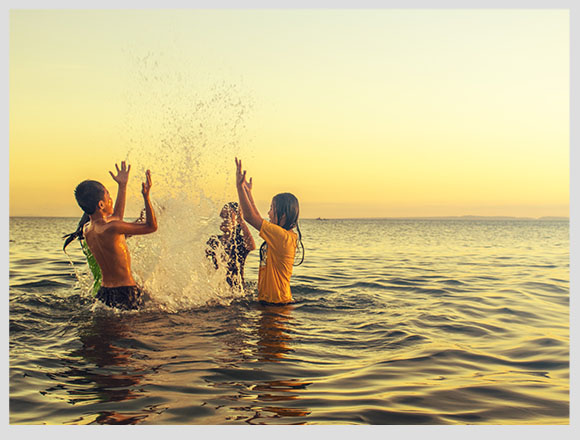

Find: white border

[3,1,577,438]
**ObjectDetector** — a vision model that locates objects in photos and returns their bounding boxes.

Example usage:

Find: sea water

[9,216,569,424]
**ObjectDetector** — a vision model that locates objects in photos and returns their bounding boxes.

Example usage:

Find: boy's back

[84,219,135,287]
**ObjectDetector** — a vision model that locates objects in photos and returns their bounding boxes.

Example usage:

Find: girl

[206,201,256,289]
[235,158,304,305]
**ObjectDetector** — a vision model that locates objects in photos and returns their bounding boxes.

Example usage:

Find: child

[63,209,148,297]
[72,162,157,310]
[235,158,304,305]
[206,202,256,289]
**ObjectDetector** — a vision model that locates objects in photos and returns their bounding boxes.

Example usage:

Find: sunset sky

[9,9,569,218]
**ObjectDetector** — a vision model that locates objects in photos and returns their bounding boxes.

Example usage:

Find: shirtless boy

[73,162,158,310]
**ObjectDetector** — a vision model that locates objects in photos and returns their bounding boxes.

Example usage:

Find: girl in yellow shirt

[235,158,304,304]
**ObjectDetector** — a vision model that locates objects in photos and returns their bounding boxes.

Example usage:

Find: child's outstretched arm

[140,169,158,232]
[109,161,131,220]
[109,170,158,236]
[235,158,263,232]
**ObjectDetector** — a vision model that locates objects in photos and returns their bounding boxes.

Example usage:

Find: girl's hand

[235,157,251,189]
[142,170,152,197]
[244,176,253,192]
[110,161,131,185]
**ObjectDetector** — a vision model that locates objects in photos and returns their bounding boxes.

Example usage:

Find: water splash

[63,249,95,298]
[117,52,254,311]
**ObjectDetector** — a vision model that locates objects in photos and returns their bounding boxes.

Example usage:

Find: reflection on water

[245,305,311,424]
[206,304,312,424]
[9,217,569,424]
[246,379,312,424]
[256,304,295,362]
[43,312,150,424]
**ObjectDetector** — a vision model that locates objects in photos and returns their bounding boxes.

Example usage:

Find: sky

[9,9,569,218]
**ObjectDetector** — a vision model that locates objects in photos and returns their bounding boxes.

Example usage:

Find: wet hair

[223,201,240,214]
[62,212,90,251]
[221,201,240,227]
[220,202,244,242]
[74,180,105,215]
[259,192,304,266]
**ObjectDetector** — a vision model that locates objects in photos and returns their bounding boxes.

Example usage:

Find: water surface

[9,217,569,424]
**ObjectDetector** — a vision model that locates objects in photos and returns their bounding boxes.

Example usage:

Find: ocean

[8,216,569,425]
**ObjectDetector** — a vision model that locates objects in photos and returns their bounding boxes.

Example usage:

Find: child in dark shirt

[206,202,255,289]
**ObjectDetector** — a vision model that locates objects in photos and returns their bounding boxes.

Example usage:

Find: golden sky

[9,9,569,218]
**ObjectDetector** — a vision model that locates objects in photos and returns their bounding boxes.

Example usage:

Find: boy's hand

[142,170,152,197]
[110,161,131,186]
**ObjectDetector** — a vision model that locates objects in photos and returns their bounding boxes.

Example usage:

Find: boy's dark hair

[260,192,304,266]
[74,180,105,215]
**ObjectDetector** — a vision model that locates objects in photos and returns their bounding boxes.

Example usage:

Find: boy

[74,162,158,310]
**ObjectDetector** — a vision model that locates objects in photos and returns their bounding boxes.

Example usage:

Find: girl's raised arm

[235,158,263,231]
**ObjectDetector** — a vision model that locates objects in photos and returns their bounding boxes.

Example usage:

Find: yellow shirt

[258,220,297,303]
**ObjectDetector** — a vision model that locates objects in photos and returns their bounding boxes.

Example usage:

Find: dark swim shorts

[96,285,144,310]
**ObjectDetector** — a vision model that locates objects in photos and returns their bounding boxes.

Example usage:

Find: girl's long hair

[259,192,304,266]
[62,212,90,251]
[224,201,244,244]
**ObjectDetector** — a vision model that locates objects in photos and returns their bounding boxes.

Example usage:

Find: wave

[375,348,569,371]
[11,280,70,289]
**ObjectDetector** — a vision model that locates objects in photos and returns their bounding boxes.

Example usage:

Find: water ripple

[9,217,569,424]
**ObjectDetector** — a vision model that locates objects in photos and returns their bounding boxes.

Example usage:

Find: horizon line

[7,214,570,221]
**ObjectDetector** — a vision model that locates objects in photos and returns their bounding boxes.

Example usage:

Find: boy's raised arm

[235,158,263,231]
[110,170,158,236]
[141,169,157,232]
[109,161,131,220]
